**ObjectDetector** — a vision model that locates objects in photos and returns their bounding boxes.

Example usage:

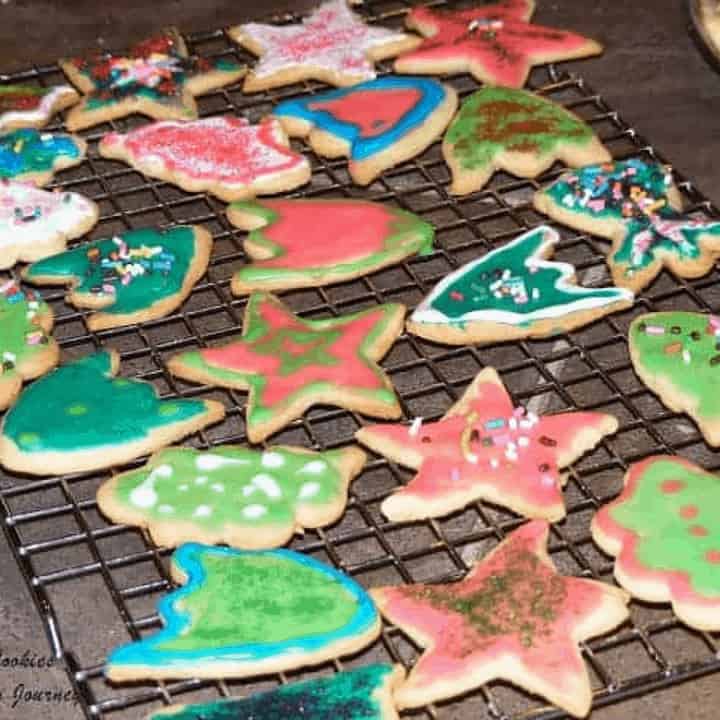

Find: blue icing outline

[273,75,447,161]
[0,128,83,177]
[107,543,379,672]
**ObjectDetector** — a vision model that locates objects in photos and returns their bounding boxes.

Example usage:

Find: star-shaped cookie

[371,520,630,717]
[356,366,617,522]
[60,28,246,130]
[229,0,420,92]
[394,0,603,88]
[168,292,405,443]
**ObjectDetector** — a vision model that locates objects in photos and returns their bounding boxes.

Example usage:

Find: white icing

[0,181,97,254]
[410,226,635,327]
[195,475,208,485]
[195,452,249,471]
[261,451,285,468]
[158,504,174,513]
[242,485,256,497]
[299,460,328,474]
[128,464,172,509]
[298,481,321,499]
[236,0,408,80]
[211,483,225,493]
[251,473,282,499]
[0,86,77,132]
[178,484,189,491]
[242,504,268,519]
[193,505,212,517]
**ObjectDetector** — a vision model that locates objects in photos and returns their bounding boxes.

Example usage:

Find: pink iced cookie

[592,455,720,631]
[394,0,603,89]
[356,366,617,522]
[230,0,419,92]
[99,116,311,202]
[371,520,629,717]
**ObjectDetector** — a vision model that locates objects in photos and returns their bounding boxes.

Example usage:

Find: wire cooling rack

[1,1,720,718]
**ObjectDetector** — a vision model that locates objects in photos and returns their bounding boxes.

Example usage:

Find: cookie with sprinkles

[407,225,634,345]
[0,128,86,186]
[592,455,720,631]
[443,87,611,195]
[106,543,381,681]
[99,116,311,202]
[229,0,420,92]
[0,180,99,270]
[0,84,79,132]
[629,311,720,446]
[533,158,720,292]
[355,366,618,523]
[97,444,366,549]
[371,521,630,717]
[168,292,404,443]
[60,28,245,131]
[23,225,212,331]
[393,1,603,89]
[0,279,59,411]
[147,664,405,720]
[272,75,457,186]
[0,349,224,476]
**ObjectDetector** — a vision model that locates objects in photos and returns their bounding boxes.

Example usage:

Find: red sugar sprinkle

[660,479,685,494]
[679,505,699,520]
[705,550,720,564]
[689,525,709,537]
[450,290,464,302]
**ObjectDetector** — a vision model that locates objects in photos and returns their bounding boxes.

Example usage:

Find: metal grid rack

[1,1,720,718]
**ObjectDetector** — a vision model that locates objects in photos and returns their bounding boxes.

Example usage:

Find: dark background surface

[0,1,719,719]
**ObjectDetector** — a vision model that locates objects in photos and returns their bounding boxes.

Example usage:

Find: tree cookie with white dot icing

[97,444,366,549]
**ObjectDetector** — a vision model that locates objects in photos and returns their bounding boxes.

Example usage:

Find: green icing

[112,445,347,530]
[610,458,720,596]
[25,226,199,316]
[446,87,593,170]
[160,554,358,650]
[3,350,208,453]
[415,226,631,328]
[0,281,51,378]
[150,664,394,720]
[630,312,720,421]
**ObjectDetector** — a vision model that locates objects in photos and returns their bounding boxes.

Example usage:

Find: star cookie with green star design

[60,28,245,131]
[371,520,629,717]
[168,292,405,443]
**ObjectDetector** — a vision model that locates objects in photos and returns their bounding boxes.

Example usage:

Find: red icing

[249,199,396,269]
[706,550,720,564]
[309,88,422,137]
[200,295,392,407]
[360,368,615,521]
[661,479,685,494]
[690,525,709,537]
[396,1,598,88]
[102,117,305,186]
[373,521,627,703]
[679,505,699,519]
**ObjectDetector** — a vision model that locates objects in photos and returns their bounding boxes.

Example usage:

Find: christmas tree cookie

[407,225,633,345]
[443,87,610,195]
[371,521,629,717]
[0,181,99,270]
[229,0,419,92]
[272,75,457,186]
[168,292,405,443]
[99,117,311,202]
[149,664,404,720]
[592,455,720,631]
[393,1,603,88]
[97,444,366,549]
[533,158,720,292]
[0,350,224,476]
[60,28,245,131]
[227,197,434,294]
[0,128,86,186]
[106,543,381,681]
[23,225,212,331]
[0,84,79,132]
[629,311,720,445]
[0,280,59,411]
[356,367,618,523]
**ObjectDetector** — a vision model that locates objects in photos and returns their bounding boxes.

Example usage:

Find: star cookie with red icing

[229,0,420,92]
[394,0,603,89]
[168,292,405,443]
[371,520,629,717]
[356,366,617,522]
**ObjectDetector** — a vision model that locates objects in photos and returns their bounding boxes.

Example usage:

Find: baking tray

[1,1,720,718]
